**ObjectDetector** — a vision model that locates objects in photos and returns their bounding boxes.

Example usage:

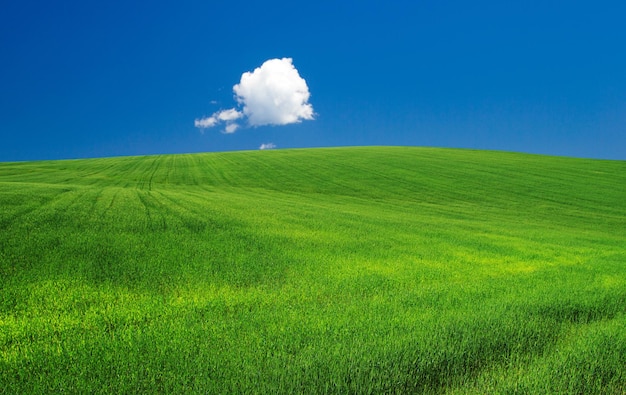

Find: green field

[1,146,625,393]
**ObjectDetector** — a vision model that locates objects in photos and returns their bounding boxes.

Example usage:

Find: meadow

[0,146,624,393]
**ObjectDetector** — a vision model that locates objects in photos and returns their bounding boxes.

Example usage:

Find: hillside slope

[1,147,625,393]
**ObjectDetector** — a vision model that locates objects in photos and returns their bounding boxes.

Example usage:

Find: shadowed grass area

[1,146,625,393]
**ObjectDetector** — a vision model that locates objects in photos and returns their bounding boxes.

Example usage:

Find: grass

[0,146,624,393]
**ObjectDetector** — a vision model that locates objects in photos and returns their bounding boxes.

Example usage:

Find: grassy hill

[1,146,625,393]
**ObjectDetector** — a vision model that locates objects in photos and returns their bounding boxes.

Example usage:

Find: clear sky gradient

[1,1,625,161]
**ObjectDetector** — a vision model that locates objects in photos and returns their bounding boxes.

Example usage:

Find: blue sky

[1,1,625,161]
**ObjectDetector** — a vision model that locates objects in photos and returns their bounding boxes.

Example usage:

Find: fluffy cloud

[259,143,276,150]
[194,117,217,129]
[194,108,243,134]
[224,123,239,134]
[195,58,314,133]
[216,108,243,122]
[234,58,314,126]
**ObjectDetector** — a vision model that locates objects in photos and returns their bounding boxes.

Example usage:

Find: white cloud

[194,116,218,129]
[259,143,276,150]
[216,108,243,122]
[195,108,243,133]
[195,58,314,133]
[234,58,314,126]
[224,123,239,134]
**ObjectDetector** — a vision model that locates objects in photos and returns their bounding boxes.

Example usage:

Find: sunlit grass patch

[1,147,625,393]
